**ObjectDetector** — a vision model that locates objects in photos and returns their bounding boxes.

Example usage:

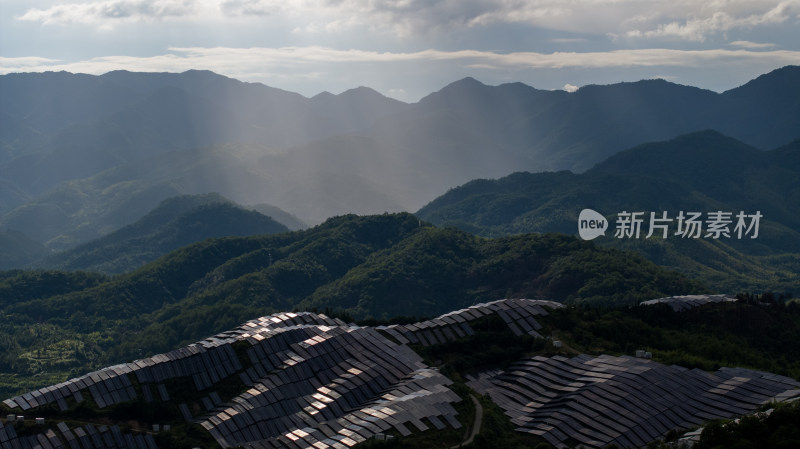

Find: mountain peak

[311,90,336,100]
[723,64,800,96]
[438,76,488,92]
[339,85,388,100]
[452,76,485,86]
[589,130,761,177]
[416,77,493,105]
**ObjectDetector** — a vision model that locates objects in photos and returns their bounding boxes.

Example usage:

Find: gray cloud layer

[17,0,800,43]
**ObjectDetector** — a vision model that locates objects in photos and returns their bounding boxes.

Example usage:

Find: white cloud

[624,0,800,41]
[219,0,282,17]
[17,0,203,26]
[18,0,800,43]
[0,56,61,68]
[2,46,799,76]
[730,40,776,49]
[563,83,579,92]
[550,38,589,44]
[289,0,800,42]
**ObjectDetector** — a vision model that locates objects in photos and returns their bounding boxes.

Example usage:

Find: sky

[1,0,799,101]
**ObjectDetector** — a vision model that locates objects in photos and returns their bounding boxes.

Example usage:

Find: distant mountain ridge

[1,67,800,255]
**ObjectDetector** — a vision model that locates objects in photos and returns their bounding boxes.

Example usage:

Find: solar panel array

[0,421,157,449]
[467,354,800,449]
[377,298,563,345]
[196,320,462,448]
[640,294,738,311]
[3,313,347,413]
[1,312,464,449]
[5,298,798,449]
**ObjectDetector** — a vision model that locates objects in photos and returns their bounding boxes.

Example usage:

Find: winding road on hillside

[450,395,483,448]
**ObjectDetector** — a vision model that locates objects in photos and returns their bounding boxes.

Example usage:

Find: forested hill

[0,213,702,396]
[417,131,800,293]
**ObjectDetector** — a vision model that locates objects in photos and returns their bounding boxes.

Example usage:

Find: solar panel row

[6,299,797,449]
[640,294,738,311]
[197,322,463,449]
[379,298,562,346]
[5,313,347,414]
[466,354,800,448]
[0,422,156,449]
[3,309,469,449]
[5,362,142,412]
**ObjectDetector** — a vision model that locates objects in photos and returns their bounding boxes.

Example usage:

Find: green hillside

[0,213,703,397]
[417,131,800,293]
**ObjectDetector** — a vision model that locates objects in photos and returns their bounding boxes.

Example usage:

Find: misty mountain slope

[2,67,800,244]
[0,175,184,249]
[417,131,800,292]
[532,79,720,170]
[0,71,140,144]
[0,230,49,270]
[261,67,800,218]
[714,65,800,148]
[309,85,410,135]
[0,70,407,202]
[35,194,289,274]
[250,203,306,230]
[0,143,287,250]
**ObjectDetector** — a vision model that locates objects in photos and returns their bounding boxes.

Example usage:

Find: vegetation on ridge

[0,212,702,396]
[417,131,800,293]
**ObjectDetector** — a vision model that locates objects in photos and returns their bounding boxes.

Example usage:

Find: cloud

[730,40,776,49]
[624,1,800,41]
[563,83,579,92]
[550,38,589,44]
[19,0,800,42]
[17,0,201,26]
[3,46,799,76]
[0,56,62,68]
[290,0,800,42]
[219,0,281,16]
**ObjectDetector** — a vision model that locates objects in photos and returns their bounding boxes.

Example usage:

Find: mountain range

[2,66,800,253]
